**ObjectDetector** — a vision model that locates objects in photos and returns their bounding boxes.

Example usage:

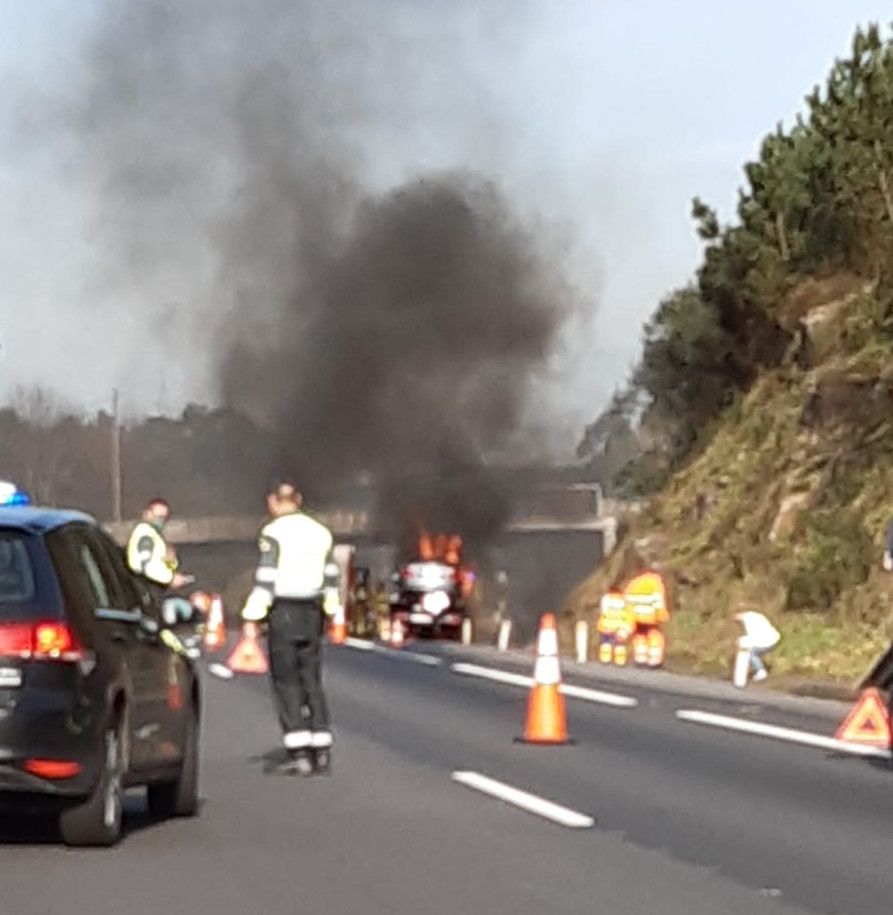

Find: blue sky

[0,1,890,445]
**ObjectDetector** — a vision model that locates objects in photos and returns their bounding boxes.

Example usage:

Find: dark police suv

[0,501,200,846]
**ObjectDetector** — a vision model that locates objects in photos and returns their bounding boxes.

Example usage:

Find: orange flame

[418,531,463,566]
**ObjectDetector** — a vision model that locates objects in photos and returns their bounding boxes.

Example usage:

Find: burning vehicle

[389,533,474,639]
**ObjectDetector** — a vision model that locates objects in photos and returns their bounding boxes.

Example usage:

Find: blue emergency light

[0,481,31,507]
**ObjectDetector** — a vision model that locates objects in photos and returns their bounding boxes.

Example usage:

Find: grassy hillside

[568,23,893,693]
[570,274,893,692]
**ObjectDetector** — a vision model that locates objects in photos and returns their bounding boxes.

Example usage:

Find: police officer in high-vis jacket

[126,498,191,591]
[242,482,339,776]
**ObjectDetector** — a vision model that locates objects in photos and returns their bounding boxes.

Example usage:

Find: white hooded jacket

[737,612,780,651]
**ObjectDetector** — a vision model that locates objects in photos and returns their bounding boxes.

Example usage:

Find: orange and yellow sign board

[622,571,669,625]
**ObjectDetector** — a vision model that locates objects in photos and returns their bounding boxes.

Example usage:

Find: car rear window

[0,532,36,606]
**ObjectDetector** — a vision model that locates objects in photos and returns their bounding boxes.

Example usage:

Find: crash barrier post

[461,617,473,646]
[575,620,589,664]
[390,618,405,649]
[203,595,227,653]
[226,623,269,675]
[497,618,512,652]
[733,645,750,688]
[520,613,568,745]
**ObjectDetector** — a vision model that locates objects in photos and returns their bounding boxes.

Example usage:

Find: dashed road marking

[676,709,892,759]
[450,662,638,708]
[452,770,594,829]
[343,637,376,651]
[342,638,442,666]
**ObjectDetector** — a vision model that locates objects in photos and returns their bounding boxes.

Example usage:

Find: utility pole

[111,389,123,522]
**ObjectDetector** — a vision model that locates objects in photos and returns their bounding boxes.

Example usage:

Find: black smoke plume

[223,174,573,548]
[67,0,580,547]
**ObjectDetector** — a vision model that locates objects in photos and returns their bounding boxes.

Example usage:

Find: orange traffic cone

[328,604,347,646]
[390,618,405,649]
[520,614,569,745]
[227,623,268,675]
[204,595,227,653]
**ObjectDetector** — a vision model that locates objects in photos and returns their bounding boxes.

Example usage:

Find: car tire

[59,725,124,848]
[146,705,199,819]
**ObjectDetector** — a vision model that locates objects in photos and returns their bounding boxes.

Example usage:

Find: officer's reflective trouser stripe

[284,730,312,750]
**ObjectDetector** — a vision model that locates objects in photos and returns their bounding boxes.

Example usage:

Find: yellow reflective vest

[126,521,176,587]
[242,511,338,622]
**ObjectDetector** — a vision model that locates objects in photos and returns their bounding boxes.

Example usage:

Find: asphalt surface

[1,639,892,915]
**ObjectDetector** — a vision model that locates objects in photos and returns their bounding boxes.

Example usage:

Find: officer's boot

[273,748,313,776]
[313,748,332,776]
[290,749,314,777]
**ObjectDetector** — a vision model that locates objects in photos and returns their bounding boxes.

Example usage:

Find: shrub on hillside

[786,509,873,612]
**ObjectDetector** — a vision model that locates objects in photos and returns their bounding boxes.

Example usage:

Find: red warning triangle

[835,687,890,747]
[226,626,269,675]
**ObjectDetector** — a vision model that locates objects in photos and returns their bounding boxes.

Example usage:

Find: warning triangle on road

[226,625,269,675]
[835,687,891,748]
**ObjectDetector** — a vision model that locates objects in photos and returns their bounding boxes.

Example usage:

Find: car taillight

[0,621,85,662]
[33,623,83,660]
[23,759,82,779]
[0,623,33,658]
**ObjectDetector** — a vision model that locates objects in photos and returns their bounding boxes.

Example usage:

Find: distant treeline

[0,391,276,519]
[0,389,596,521]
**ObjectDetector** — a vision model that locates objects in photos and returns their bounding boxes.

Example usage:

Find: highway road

[1,639,892,915]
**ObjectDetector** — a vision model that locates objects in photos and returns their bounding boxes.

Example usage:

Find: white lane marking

[452,770,594,829]
[342,637,443,666]
[452,663,531,689]
[388,650,442,667]
[676,709,892,760]
[450,662,638,708]
[344,637,376,651]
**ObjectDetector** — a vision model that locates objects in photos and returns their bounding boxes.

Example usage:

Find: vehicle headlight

[421,591,451,614]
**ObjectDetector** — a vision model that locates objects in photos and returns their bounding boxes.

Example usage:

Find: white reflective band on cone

[283,730,312,749]
[538,628,559,657]
[311,731,333,748]
[534,655,561,685]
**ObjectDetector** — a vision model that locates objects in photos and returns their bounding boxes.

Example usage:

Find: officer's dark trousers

[268,598,331,749]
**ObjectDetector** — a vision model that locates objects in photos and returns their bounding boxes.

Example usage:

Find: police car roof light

[0,481,31,507]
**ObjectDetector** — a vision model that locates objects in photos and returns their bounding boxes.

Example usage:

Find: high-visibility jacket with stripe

[242,511,339,621]
[126,521,176,587]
